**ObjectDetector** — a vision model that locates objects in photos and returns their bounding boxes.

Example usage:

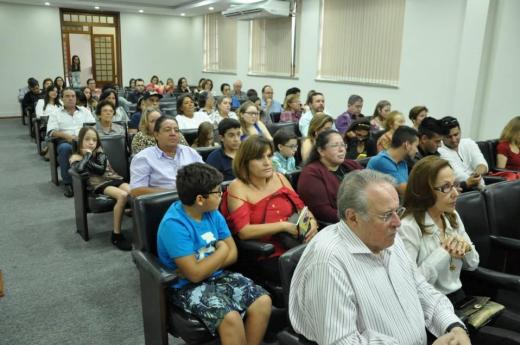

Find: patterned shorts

[169,271,269,335]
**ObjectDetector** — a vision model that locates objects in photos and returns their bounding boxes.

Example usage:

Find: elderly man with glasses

[289,169,470,345]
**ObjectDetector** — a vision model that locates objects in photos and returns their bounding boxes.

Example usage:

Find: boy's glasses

[283,144,298,150]
[204,190,223,198]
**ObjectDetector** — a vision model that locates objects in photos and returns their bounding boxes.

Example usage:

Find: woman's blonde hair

[307,113,334,138]
[139,107,161,135]
[283,94,299,111]
[384,111,404,131]
[500,116,520,145]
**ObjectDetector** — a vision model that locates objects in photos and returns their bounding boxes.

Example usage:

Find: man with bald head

[231,80,247,109]
[289,170,470,345]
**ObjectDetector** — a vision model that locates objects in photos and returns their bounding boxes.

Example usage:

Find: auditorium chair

[69,134,129,241]
[277,245,318,345]
[26,108,36,139]
[270,112,281,123]
[284,169,301,190]
[180,129,198,146]
[33,116,48,156]
[131,191,286,345]
[195,146,218,162]
[455,191,520,311]
[47,137,60,185]
[267,121,299,137]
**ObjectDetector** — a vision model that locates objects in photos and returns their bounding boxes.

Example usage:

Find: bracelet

[445,322,469,335]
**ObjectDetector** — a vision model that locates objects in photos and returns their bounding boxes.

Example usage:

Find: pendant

[449,263,456,271]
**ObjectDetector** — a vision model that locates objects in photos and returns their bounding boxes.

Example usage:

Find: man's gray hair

[348,94,363,105]
[337,170,396,220]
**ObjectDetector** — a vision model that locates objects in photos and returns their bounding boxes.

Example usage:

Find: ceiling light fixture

[180,13,186,16]
[44,2,50,5]
[139,9,144,13]
[94,6,100,10]
[209,7,214,10]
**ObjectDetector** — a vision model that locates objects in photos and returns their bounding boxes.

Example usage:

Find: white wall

[478,0,520,140]
[69,33,93,85]
[120,12,198,87]
[0,3,63,117]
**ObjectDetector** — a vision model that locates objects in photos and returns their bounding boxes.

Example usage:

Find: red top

[496,140,520,170]
[220,175,305,258]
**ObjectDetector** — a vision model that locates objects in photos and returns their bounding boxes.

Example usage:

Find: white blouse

[208,110,238,126]
[35,99,62,118]
[113,106,129,123]
[176,111,211,130]
[399,211,479,295]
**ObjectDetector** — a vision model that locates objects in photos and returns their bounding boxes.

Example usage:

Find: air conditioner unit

[222,0,290,20]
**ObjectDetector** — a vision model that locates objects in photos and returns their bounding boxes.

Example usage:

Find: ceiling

[0,0,266,16]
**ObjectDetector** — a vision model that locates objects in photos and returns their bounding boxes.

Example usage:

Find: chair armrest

[493,167,520,173]
[462,267,520,291]
[69,166,89,180]
[483,175,506,184]
[236,238,275,257]
[490,235,520,252]
[132,250,179,286]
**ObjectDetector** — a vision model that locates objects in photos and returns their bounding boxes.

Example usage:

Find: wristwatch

[446,322,469,335]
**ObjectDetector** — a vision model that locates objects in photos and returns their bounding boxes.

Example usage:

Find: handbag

[455,296,505,330]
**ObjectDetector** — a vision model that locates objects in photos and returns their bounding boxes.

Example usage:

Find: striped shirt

[289,221,462,345]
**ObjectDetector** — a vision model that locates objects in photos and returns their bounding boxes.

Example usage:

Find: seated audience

[280,93,302,123]
[247,89,258,100]
[95,100,125,137]
[54,76,64,98]
[87,78,101,100]
[298,130,363,223]
[400,156,520,341]
[163,78,175,96]
[230,80,247,109]
[130,90,163,132]
[130,116,202,197]
[128,78,136,91]
[290,169,470,345]
[192,121,218,148]
[35,84,62,118]
[203,79,213,93]
[47,87,96,197]
[128,96,145,134]
[221,136,318,283]
[409,105,429,129]
[197,91,215,117]
[42,78,53,90]
[177,77,191,94]
[22,78,42,113]
[438,116,487,190]
[497,116,520,171]
[99,89,129,123]
[209,96,238,126]
[175,94,211,130]
[300,113,334,163]
[70,127,131,251]
[81,86,97,113]
[157,163,272,344]
[376,110,406,152]
[207,118,241,182]
[370,100,391,132]
[344,119,377,160]
[220,82,231,99]
[127,78,145,103]
[146,75,161,93]
[194,78,206,95]
[299,92,326,137]
[285,87,300,97]
[407,117,444,171]
[238,101,272,141]
[335,94,364,135]
[272,129,298,174]
[131,107,161,155]
[367,126,419,195]
[260,85,283,125]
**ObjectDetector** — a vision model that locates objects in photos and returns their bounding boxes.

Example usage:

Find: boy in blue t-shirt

[157,162,271,344]
[272,129,298,174]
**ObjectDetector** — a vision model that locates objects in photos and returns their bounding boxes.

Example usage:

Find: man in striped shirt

[289,170,470,345]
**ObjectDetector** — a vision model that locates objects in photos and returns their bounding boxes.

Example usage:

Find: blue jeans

[57,142,73,185]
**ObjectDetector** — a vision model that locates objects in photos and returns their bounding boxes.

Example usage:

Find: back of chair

[270,112,281,123]
[181,129,198,146]
[483,179,520,239]
[455,191,492,266]
[476,140,494,170]
[101,135,129,181]
[285,169,301,190]
[488,139,500,170]
[278,244,307,307]
[267,122,298,137]
[132,191,179,254]
[196,146,218,162]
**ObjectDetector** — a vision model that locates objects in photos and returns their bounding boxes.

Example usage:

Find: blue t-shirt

[157,200,232,288]
[367,150,409,184]
[206,148,235,181]
[129,111,141,129]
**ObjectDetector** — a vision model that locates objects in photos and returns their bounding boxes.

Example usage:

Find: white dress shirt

[35,99,62,118]
[399,212,479,295]
[438,138,488,187]
[46,106,96,137]
[176,111,211,130]
[289,221,462,345]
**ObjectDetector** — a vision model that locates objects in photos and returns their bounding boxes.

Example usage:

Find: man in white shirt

[438,116,488,190]
[289,170,470,345]
[47,87,96,197]
[298,91,326,136]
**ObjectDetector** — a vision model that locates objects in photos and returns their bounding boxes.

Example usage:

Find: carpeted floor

[0,118,183,345]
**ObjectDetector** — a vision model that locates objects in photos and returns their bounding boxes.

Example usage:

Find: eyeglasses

[204,189,223,198]
[244,111,259,116]
[283,144,298,150]
[368,206,406,222]
[326,143,347,150]
[433,182,460,193]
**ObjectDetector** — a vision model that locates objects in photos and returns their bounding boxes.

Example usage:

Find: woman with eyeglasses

[221,135,318,284]
[400,155,520,342]
[238,101,272,141]
[298,129,363,224]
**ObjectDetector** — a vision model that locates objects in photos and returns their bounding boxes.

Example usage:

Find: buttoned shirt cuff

[445,322,469,335]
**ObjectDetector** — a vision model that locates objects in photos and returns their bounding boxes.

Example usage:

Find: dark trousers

[57,141,73,185]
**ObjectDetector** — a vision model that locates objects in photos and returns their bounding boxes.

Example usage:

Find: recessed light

[209,7,214,11]
[94,6,100,10]
[180,13,186,16]
[139,9,144,13]
[44,2,50,5]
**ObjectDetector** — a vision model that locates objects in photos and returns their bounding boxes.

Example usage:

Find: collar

[337,220,394,255]
[153,145,180,159]
[274,151,289,162]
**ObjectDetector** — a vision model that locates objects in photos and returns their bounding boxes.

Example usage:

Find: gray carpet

[0,118,182,345]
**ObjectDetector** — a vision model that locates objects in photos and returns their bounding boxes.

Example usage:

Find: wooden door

[92,34,115,85]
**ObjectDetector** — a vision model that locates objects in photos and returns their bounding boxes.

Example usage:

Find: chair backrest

[196,146,218,162]
[284,169,301,190]
[278,244,307,307]
[357,157,371,168]
[267,122,298,137]
[476,140,494,170]
[455,191,492,266]
[270,112,281,123]
[488,139,500,170]
[372,129,387,144]
[483,179,520,239]
[132,191,179,253]
[100,134,130,181]
[181,129,198,146]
